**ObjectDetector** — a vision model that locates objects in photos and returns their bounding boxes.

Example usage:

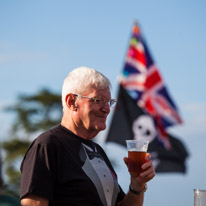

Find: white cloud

[0,52,48,63]
[183,102,206,113]
[0,41,48,63]
[169,102,206,138]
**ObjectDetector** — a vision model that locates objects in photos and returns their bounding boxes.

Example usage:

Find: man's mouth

[97,115,107,119]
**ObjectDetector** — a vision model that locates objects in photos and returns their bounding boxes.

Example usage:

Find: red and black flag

[106,22,189,173]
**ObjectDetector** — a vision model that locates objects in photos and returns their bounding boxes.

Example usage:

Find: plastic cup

[194,189,206,206]
[126,140,149,175]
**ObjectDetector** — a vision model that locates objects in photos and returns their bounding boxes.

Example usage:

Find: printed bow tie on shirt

[86,149,103,160]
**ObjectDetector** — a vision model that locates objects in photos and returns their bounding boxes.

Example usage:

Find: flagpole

[100,21,138,147]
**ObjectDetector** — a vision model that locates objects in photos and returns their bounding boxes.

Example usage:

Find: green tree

[1,88,62,196]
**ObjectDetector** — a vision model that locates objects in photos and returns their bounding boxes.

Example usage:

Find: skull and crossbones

[132,115,160,169]
[132,114,157,142]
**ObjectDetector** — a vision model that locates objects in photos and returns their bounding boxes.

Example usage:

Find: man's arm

[118,153,155,206]
[117,186,145,206]
[21,194,49,206]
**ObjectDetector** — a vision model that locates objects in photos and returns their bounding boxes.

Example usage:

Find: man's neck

[61,116,98,140]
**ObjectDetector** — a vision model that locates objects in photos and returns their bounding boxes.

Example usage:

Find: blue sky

[0,0,206,205]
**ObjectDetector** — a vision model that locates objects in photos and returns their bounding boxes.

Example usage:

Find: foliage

[6,88,62,134]
[1,88,62,196]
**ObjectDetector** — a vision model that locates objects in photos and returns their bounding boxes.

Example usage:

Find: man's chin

[96,124,106,132]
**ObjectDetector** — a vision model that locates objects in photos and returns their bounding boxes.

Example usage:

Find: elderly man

[20,67,155,206]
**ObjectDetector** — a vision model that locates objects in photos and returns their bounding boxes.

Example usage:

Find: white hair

[62,66,111,110]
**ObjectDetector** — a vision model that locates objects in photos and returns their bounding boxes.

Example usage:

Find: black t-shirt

[20,125,125,206]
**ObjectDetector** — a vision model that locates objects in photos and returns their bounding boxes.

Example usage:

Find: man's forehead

[84,87,111,96]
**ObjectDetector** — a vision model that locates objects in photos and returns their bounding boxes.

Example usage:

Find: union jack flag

[120,22,182,149]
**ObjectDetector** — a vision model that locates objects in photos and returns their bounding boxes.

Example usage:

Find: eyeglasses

[73,94,117,107]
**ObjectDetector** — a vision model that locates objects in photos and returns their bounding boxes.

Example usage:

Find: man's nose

[101,101,110,113]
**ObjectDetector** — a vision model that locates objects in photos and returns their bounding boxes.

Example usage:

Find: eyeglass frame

[73,94,117,107]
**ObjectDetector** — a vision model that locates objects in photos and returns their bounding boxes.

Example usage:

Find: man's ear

[65,94,77,111]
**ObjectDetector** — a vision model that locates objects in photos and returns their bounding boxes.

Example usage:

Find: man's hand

[124,153,155,191]
[21,194,49,206]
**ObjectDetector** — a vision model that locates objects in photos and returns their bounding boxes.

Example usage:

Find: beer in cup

[126,140,149,175]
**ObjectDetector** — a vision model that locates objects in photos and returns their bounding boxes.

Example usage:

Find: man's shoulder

[33,125,66,146]
[33,124,78,147]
